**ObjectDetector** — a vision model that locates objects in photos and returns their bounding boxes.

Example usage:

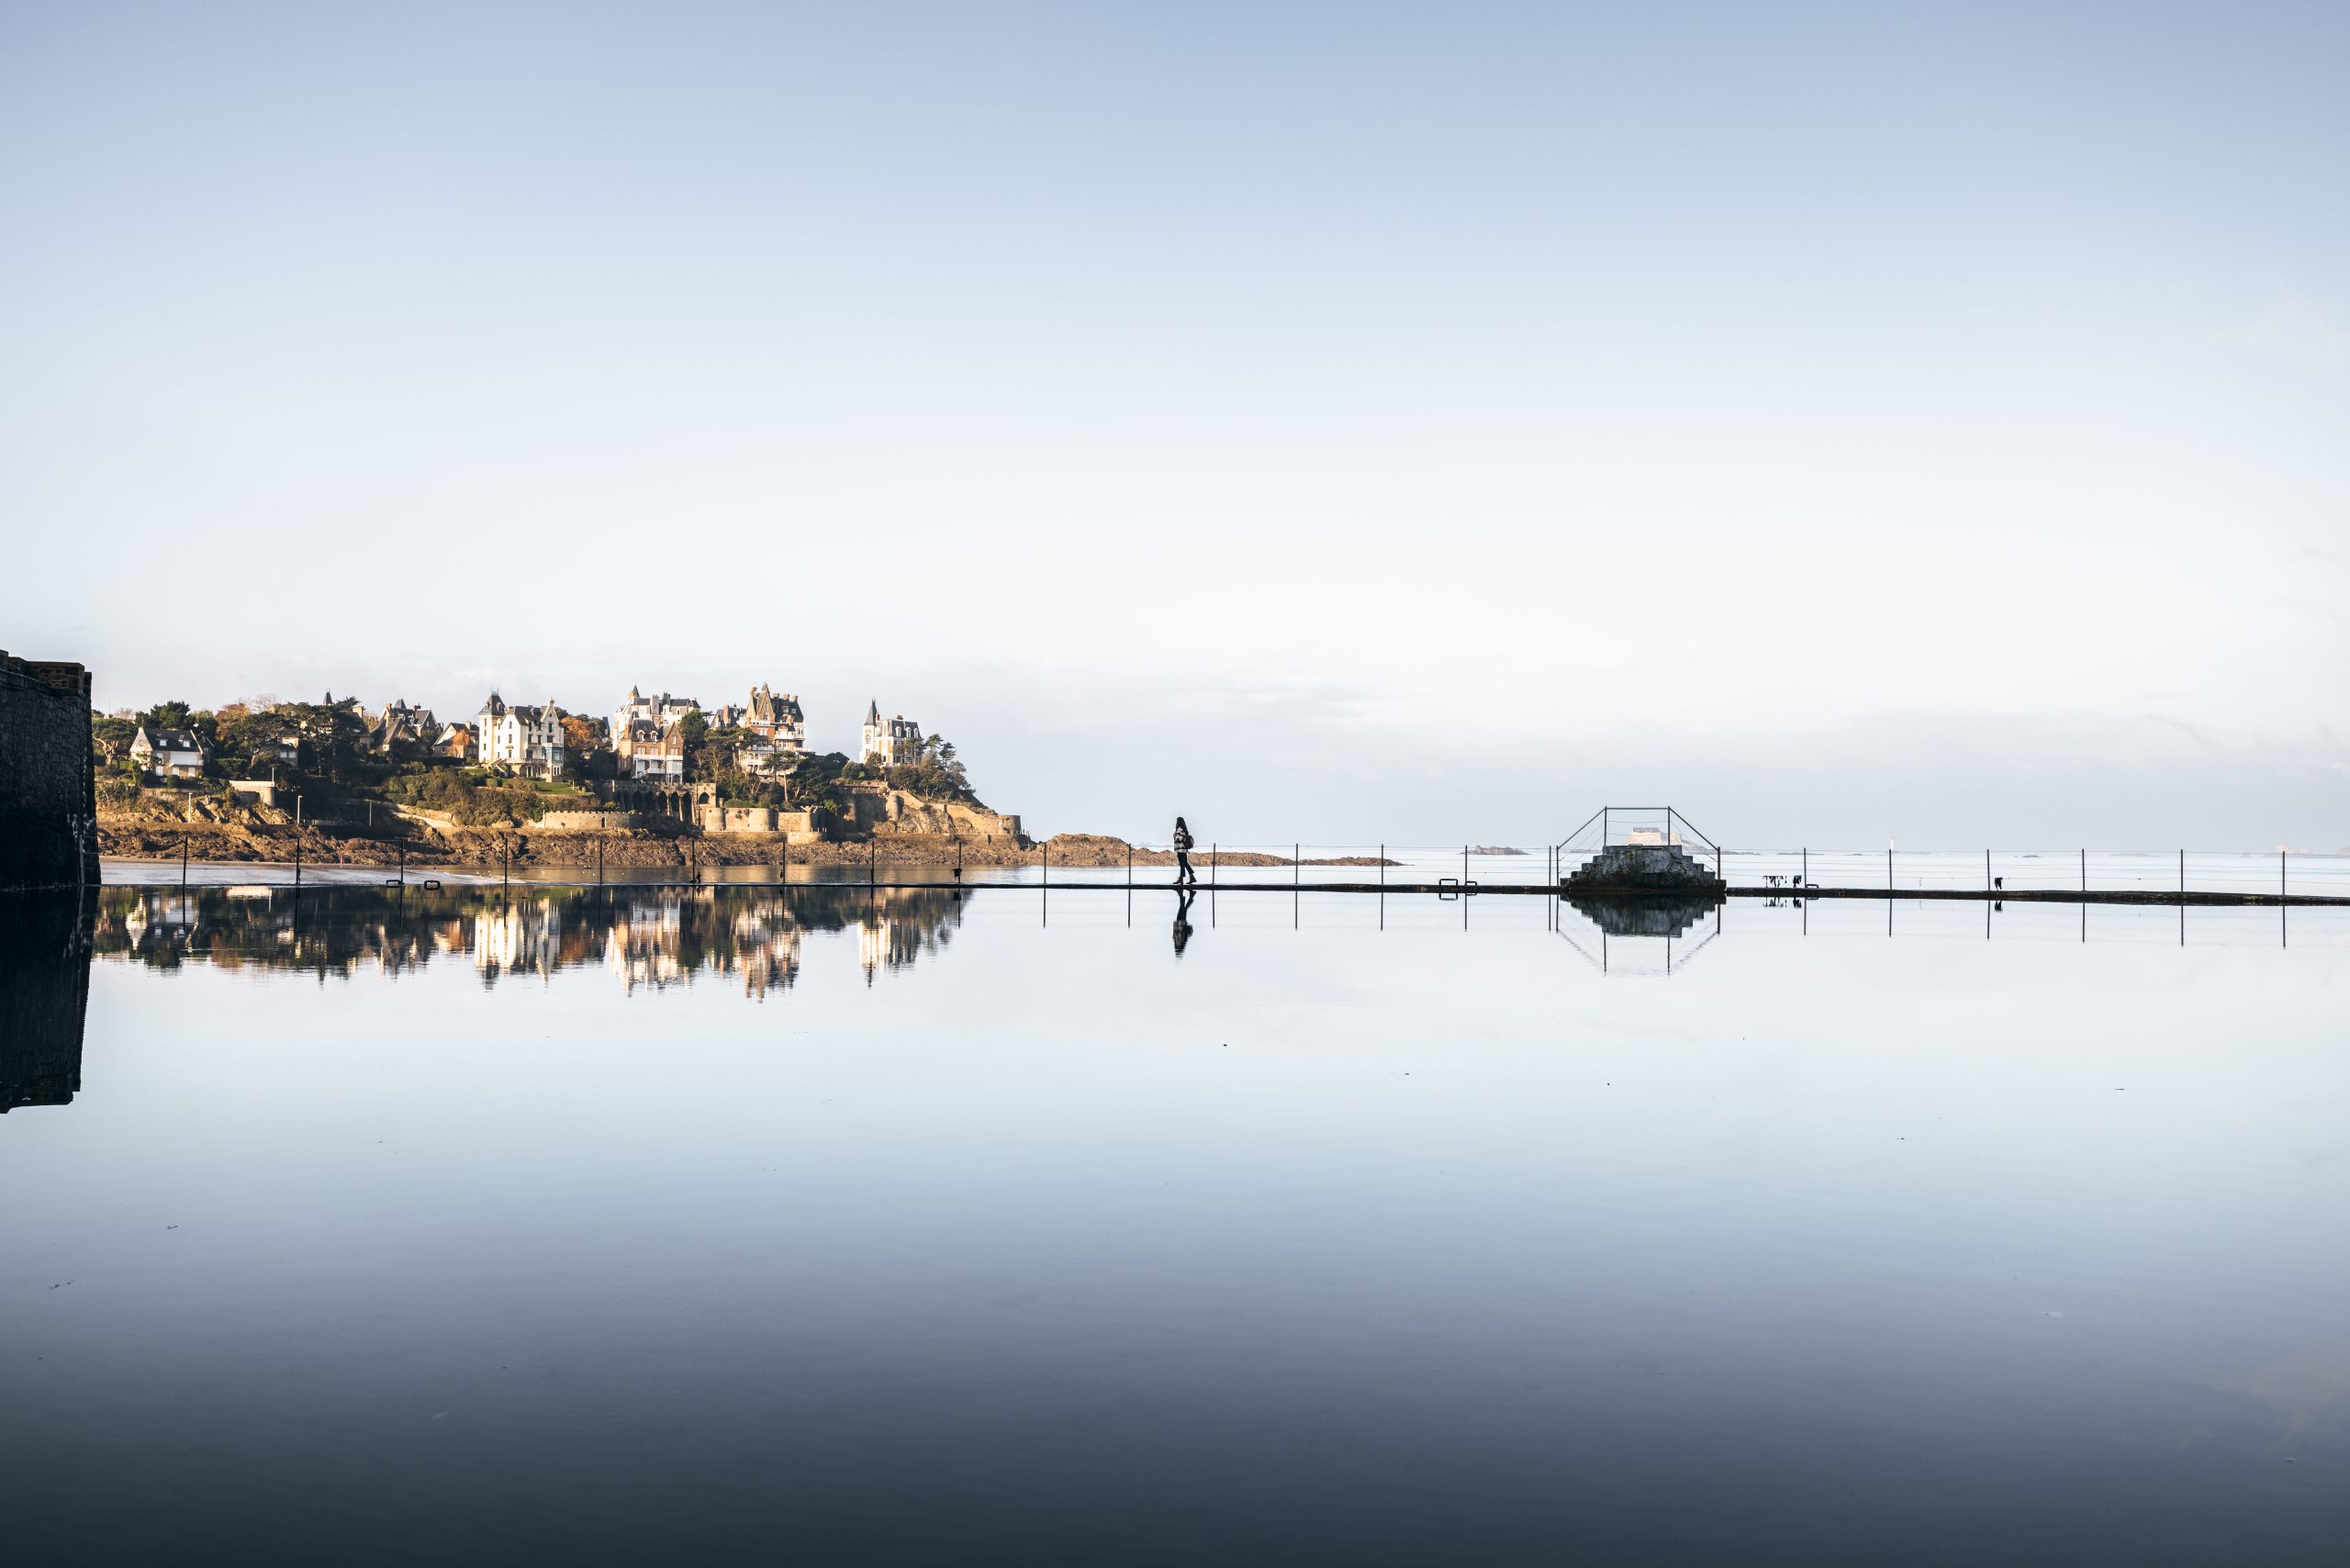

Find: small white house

[129,724,208,780]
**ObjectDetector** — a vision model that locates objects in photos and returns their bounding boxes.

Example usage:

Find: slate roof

[136,725,204,756]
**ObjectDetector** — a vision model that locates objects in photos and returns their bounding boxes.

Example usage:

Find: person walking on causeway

[1172,816,1198,885]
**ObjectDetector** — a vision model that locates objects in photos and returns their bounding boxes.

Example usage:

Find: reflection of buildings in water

[729,904,801,1001]
[595,887,958,993]
[600,893,803,998]
[474,896,566,983]
[121,890,202,949]
[89,884,970,998]
[856,889,959,984]
[2,895,94,1113]
[857,916,890,982]
[606,898,688,993]
[96,887,469,980]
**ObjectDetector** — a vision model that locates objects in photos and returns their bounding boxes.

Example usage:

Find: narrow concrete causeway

[1090,881,2342,906]
[166,878,2344,907]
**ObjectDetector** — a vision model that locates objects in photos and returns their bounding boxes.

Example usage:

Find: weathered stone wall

[0,651,98,890]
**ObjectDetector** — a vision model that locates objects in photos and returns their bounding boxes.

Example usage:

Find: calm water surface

[4,884,2345,1563]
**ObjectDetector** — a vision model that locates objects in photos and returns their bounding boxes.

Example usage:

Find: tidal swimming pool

[5,884,2344,1563]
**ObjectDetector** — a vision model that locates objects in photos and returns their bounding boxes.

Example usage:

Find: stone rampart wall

[537,809,644,832]
[0,651,98,890]
[697,804,827,845]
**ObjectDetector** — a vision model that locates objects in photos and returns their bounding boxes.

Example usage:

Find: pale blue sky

[4,2,2344,845]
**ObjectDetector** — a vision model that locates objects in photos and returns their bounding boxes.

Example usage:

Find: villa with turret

[862,701,923,767]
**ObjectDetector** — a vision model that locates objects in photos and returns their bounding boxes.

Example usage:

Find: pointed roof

[867,699,880,723]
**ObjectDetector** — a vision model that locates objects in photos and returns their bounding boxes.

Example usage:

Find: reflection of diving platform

[1554,895,1722,976]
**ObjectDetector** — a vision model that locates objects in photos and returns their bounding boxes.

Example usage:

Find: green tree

[91,714,138,763]
[277,698,368,784]
[882,732,976,803]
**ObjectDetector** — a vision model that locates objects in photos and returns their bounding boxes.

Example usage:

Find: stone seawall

[0,651,98,890]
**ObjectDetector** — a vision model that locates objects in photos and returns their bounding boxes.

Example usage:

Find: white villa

[861,700,923,767]
[476,693,567,777]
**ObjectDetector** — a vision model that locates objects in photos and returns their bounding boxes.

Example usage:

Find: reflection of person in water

[1172,888,1195,957]
[1173,816,1197,885]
